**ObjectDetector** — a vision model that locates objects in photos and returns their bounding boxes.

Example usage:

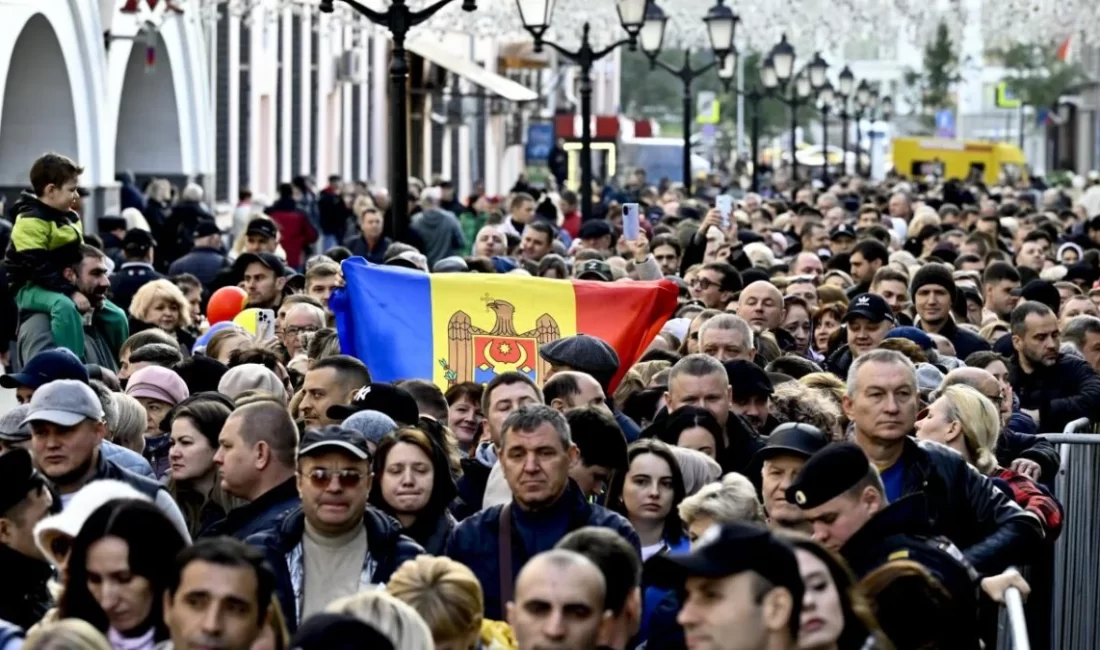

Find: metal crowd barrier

[1004,585,1030,650]
[1039,418,1100,650]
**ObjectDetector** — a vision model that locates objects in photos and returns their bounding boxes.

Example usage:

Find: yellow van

[891,137,1028,186]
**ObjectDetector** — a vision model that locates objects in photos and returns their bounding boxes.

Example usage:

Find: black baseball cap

[1012,280,1060,312]
[578,219,612,240]
[298,425,372,461]
[0,449,44,517]
[843,293,895,324]
[648,522,804,603]
[193,220,223,238]
[577,260,613,282]
[327,383,420,426]
[122,229,157,251]
[754,423,829,463]
[786,442,870,510]
[829,224,857,241]
[234,252,287,278]
[0,348,89,389]
[723,360,773,398]
[246,218,279,240]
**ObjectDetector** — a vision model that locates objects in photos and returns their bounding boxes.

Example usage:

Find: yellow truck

[891,137,1028,186]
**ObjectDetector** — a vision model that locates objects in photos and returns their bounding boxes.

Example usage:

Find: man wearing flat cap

[0,449,56,630]
[787,442,990,648]
[541,334,641,441]
[753,422,829,533]
[648,522,804,650]
[110,228,164,313]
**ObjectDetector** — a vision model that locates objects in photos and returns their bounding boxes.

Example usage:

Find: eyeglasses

[284,325,320,337]
[690,278,718,291]
[303,468,366,490]
[982,391,1006,407]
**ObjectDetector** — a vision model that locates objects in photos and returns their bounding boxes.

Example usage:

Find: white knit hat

[34,480,150,567]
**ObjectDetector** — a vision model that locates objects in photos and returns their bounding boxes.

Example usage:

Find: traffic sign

[995,82,1021,108]
[697,92,720,125]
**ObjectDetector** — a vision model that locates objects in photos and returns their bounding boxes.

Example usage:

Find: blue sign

[525,123,555,164]
[935,110,956,138]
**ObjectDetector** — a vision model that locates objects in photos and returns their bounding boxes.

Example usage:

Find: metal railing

[1004,584,1030,650]
[1039,418,1100,649]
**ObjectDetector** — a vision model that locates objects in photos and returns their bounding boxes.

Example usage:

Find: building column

[278,8,293,183]
[370,34,388,186]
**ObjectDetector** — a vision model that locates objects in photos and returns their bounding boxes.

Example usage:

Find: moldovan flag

[331,258,679,391]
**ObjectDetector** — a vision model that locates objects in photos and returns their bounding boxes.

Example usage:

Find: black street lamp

[518,0,647,220]
[817,79,835,185]
[836,65,854,176]
[318,0,478,242]
[717,50,765,191]
[639,0,738,191]
[854,79,872,177]
[760,35,826,183]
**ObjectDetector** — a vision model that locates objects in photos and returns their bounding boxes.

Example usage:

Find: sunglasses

[303,468,366,490]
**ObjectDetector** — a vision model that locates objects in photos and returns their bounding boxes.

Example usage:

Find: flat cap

[539,335,620,382]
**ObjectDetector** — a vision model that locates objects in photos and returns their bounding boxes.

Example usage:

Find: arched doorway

[0,14,79,188]
[114,30,183,186]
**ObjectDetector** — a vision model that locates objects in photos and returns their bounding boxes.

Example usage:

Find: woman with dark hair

[654,405,726,462]
[779,533,887,650]
[58,499,189,650]
[606,439,689,643]
[165,395,235,536]
[368,426,458,555]
[444,382,484,452]
[537,254,569,280]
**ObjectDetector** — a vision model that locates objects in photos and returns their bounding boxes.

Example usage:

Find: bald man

[938,367,1054,482]
[737,281,786,333]
[508,550,610,650]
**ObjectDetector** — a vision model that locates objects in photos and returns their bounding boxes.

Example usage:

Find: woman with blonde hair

[129,279,196,351]
[978,320,1010,344]
[204,325,252,364]
[677,472,765,543]
[111,393,148,455]
[23,618,113,650]
[916,384,1063,540]
[388,556,516,650]
[325,590,434,650]
[770,381,844,441]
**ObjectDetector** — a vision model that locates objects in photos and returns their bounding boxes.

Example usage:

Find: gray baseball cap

[21,380,105,428]
[0,405,32,442]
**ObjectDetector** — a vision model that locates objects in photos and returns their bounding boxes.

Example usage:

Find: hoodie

[411,208,466,266]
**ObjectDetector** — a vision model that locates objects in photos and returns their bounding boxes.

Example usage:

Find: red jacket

[265,200,317,269]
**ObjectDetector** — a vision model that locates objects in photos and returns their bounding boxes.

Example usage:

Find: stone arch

[114,30,184,179]
[0,14,79,186]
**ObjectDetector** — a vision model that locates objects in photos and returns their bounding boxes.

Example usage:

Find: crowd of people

[0,150,1093,650]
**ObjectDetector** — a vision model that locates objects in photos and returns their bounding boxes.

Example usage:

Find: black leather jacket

[897,436,1042,575]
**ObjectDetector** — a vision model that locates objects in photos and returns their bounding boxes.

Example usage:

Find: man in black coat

[109,229,163,313]
[910,262,991,361]
[168,220,230,290]
[1008,300,1100,433]
[0,449,56,630]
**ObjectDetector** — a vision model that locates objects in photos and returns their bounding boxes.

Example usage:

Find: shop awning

[406,38,538,103]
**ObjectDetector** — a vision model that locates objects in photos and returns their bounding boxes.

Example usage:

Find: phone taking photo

[623,203,641,241]
[716,194,733,230]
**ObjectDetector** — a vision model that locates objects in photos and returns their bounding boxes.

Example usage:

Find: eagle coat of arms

[440,298,560,386]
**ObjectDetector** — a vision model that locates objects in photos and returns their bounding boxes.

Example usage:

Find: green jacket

[4,191,83,294]
[459,211,489,255]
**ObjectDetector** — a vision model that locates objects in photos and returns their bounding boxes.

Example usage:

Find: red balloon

[207,286,248,325]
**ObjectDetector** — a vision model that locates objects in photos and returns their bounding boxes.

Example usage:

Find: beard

[77,281,109,308]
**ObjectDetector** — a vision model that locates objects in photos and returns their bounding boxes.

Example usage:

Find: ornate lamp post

[318,0,478,242]
[760,36,826,183]
[517,0,648,220]
[639,0,738,191]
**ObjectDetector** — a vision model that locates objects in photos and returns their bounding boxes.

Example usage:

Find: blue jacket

[445,481,640,619]
[246,505,424,632]
[639,536,691,643]
[100,440,154,479]
[199,477,300,540]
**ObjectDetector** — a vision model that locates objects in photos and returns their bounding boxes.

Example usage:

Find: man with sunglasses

[689,262,741,309]
[247,425,423,633]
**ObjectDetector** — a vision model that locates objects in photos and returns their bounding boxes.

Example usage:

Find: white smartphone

[623,203,641,241]
[254,309,276,340]
[716,194,734,230]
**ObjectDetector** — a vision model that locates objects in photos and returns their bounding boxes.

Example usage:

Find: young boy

[5,153,127,359]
